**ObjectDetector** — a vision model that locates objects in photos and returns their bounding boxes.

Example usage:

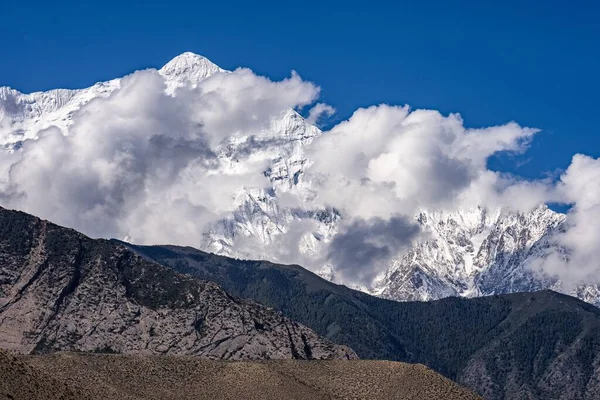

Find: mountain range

[0,206,598,399]
[127,239,600,400]
[0,52,596,308]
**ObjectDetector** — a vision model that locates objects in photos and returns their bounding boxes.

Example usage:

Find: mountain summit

[159,52,225,92]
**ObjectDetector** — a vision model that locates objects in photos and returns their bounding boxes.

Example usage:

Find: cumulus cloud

[190,69,319,146]
[0,67,319,245]
[231,218,328,270]
[306,103,335,126]
[530,154,600,287]
[296,105,549,283]
[305,105,540,220]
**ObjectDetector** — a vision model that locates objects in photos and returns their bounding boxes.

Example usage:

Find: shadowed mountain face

[127,243,600,400]
[0,207,355,360]
[1,350,480,400]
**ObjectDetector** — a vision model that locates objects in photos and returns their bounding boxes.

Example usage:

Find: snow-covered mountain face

[0,81,119,149]
[1,52,598,306]
[371,206,600,306]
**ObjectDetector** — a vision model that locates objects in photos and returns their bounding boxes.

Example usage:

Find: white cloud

[297,105,550,283]
[191,69,319,146]
[305,105,540,220]
[327,215,422,286]
[306,103,335,126]
[530,154,600,287]
[0,68,319,246]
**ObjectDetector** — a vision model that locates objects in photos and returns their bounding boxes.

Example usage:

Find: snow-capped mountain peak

[159,52,226,92]
[0,52,225,148]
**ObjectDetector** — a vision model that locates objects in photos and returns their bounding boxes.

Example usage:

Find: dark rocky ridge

[0,207,355,360]
[129,242,600,400]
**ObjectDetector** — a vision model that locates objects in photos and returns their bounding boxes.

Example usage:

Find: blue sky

[2,0,598,180]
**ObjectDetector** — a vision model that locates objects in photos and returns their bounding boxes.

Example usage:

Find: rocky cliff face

[0,207,355,360]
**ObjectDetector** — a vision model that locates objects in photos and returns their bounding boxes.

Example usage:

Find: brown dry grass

[0,349,80,400]
[2,351,481,399]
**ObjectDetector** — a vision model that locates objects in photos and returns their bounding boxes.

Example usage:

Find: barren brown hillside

[1,351,480,400]
[0,349,79,400]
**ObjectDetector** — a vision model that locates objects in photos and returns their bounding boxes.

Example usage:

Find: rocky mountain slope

[130,241,600,400]
[0,207,354,360]
[1,52,597,307]
[2,351,480,400]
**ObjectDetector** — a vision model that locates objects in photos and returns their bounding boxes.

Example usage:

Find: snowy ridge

[1,52,599,307]
[371,205,600,306]
[374,206,558,298]
[0,52,223,148]
[0,81,119,148]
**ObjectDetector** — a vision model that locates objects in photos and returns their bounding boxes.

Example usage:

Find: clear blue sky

[2,0,598,180]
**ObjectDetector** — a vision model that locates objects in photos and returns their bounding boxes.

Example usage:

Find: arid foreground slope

[1,351,480,400]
